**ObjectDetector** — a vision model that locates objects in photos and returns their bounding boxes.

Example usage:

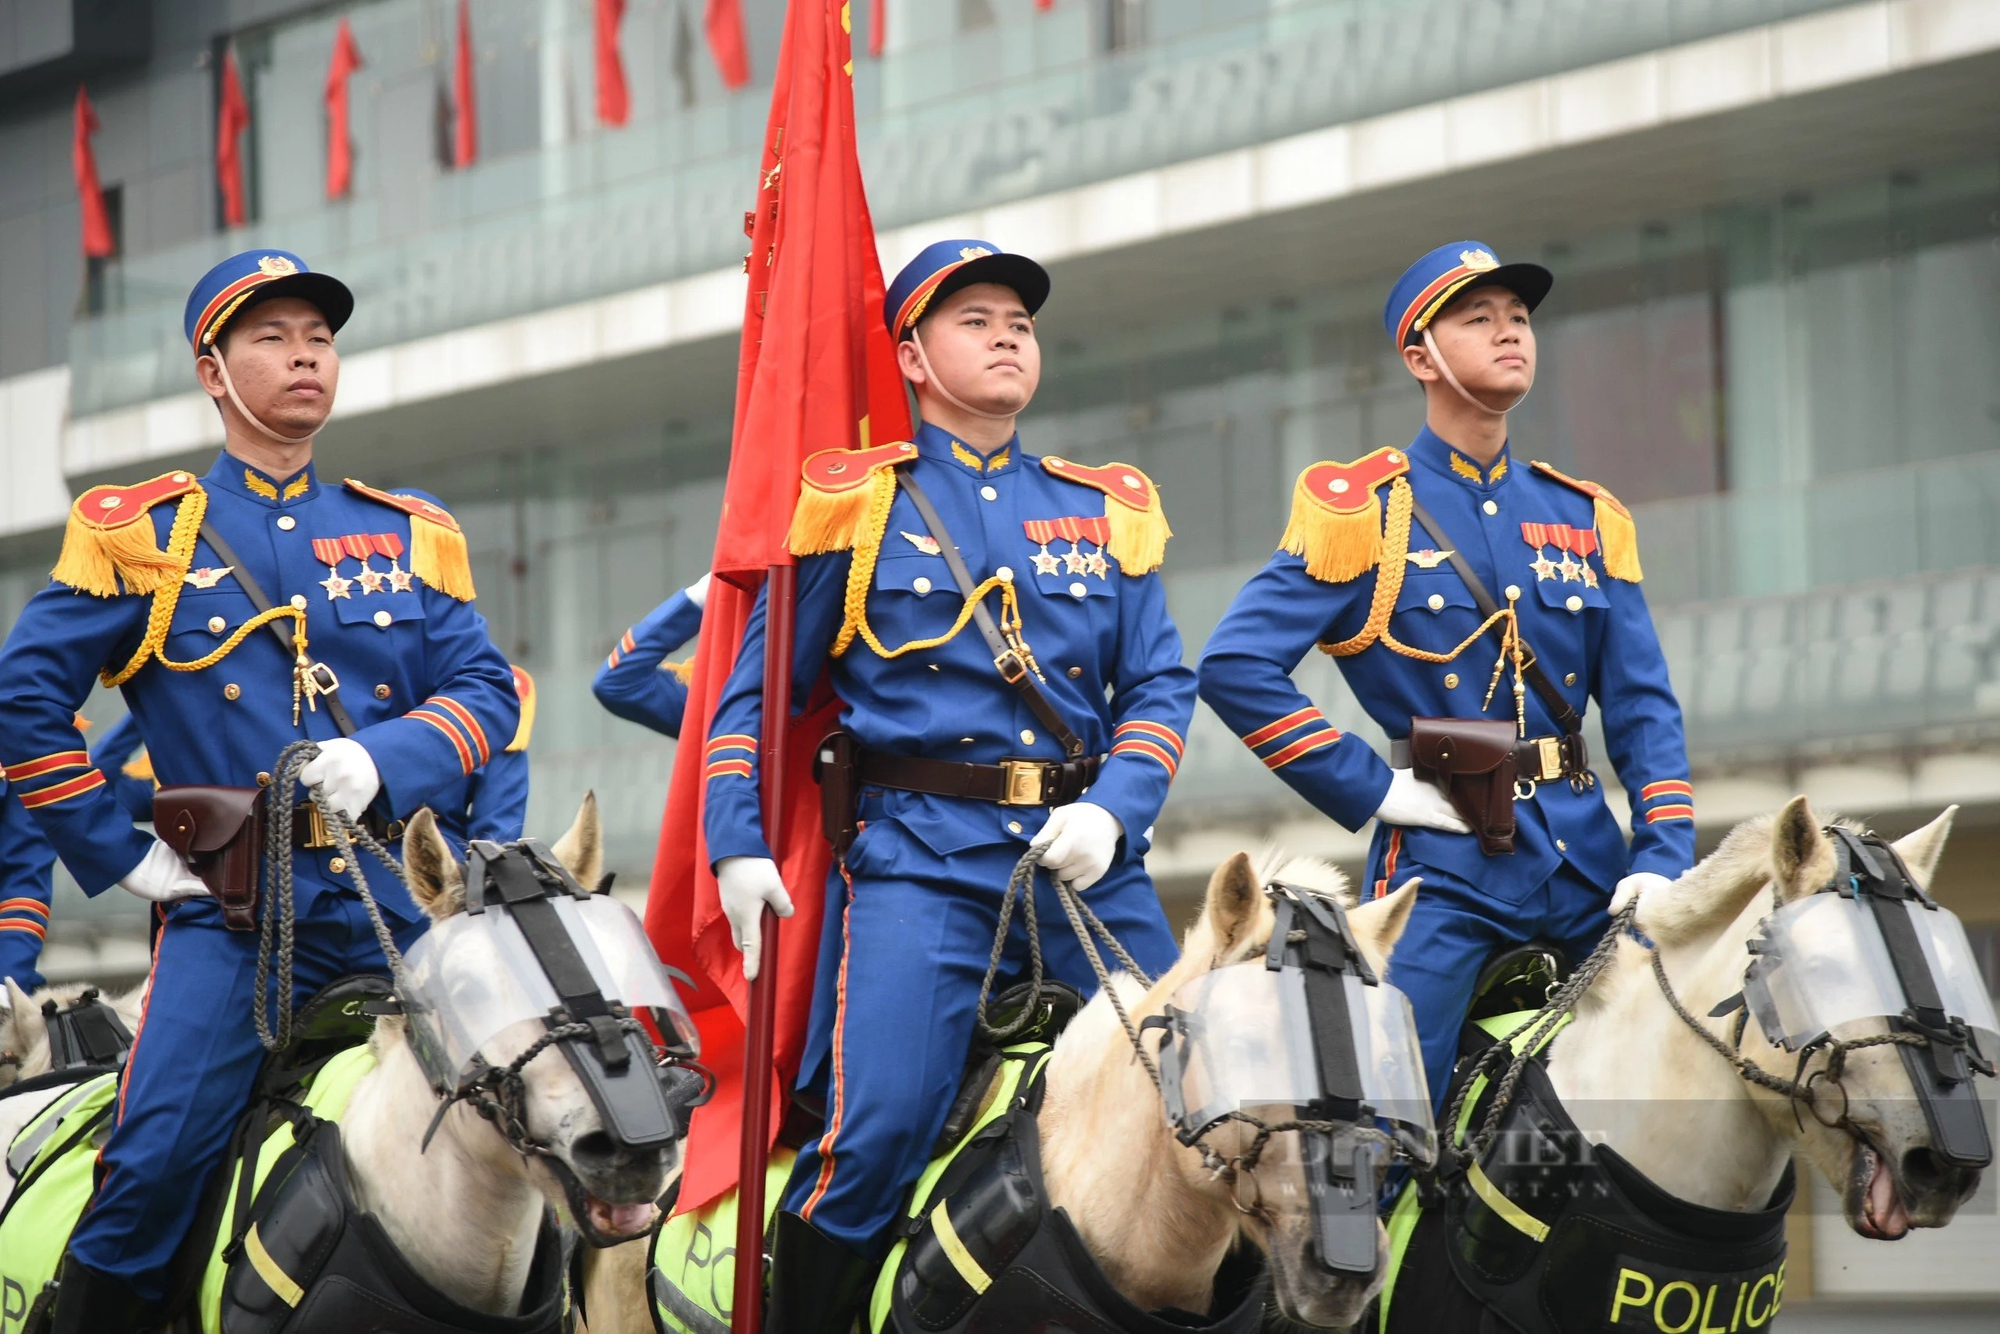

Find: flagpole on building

[734,562,796,1333]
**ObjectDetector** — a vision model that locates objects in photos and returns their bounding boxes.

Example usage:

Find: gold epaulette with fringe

[1040,457,1171,575]
[1531,462,1642,582]
[663,658,695,685]
[507,665,536,753]
[1280,448,1410,583]
[51,470,203,597]
[787,442,919,557]
[344,480,477,600]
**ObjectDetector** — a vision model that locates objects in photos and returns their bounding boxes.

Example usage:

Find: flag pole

[735,560,797,1332]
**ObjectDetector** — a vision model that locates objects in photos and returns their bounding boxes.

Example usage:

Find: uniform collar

[1409,424,1512,490]
[206,451,319,508]
[914,421,1020,477]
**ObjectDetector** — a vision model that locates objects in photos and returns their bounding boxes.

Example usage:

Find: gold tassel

[507,668,537,753]
[788,467,893,557]
[51,502,188,597]
[1105,488,1170,576]
[664,658,695,685]
[1281,468,1383,584]
[410,514,476,601]
[1595,496,1643,582]
[123,751,156,783]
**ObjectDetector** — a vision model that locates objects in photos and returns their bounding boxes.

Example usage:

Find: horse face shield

[1744,828,1998,1168]
[400,841,703,1151]
[1151,890,1435,1276]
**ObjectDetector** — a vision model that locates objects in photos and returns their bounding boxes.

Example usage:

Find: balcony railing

[68,0,1858,417]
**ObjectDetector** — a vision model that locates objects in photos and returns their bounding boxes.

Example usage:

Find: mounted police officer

[0,249,518,1330]
[0,785,56,995]
[1196,242,1694,1108]
[593,573,710,737]
[703,240,1195,1331]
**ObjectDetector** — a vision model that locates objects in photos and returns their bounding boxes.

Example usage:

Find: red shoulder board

[801,441,918,494]
[1531,461,1628,518]
[1041,457,1155,512]
[71,470,200,531]
[344,479,463,533]
[1298,447,1409,516]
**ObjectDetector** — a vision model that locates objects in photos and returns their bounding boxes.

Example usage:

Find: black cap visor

[211,271,356,347]
[920,253,1051,330]
[1410,262,1553,344]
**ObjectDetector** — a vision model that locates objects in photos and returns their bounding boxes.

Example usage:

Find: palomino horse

[1385,799,1993,1330]
[0,796,683,1321]
[585,849,1423,1332]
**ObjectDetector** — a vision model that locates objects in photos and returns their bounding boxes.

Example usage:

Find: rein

[978,848,1390,1204]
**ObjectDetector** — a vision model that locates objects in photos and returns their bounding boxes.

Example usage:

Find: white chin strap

[908,326,1018,423]
[206,351,318,446]
[1422,327,1529,417]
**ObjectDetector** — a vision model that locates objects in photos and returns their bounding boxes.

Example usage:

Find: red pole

[734,561,796,1332]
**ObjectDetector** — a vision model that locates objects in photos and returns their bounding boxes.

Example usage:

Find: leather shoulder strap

[896,470,1086,760]
[1405,499,1584,740]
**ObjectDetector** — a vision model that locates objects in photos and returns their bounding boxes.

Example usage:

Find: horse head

[1623,798,1986,1240]
[399,795,687,1245]
[1044,849,1418,1328]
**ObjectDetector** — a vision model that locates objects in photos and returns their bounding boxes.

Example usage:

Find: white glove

[118,839,211,904]
[715,855,794,982]
[1374,768,1473,834]
[1032,802,1124,891]
[685,574,713,609]
[1611,871,1672,917]
[299,738,382,822]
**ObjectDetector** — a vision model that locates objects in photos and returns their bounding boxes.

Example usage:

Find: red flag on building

[216,45,250,226]
[72,86,115,258]
[705,0,750,88]
[869,0,886,57]
[645,0,907,1221]
[453,0,478,167]
[595,0,630,126]
[1037,0,1056,10]
[324,18,363,199]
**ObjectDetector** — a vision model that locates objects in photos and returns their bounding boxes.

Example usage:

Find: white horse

[588,849,1420,1331]
[1,796,681,1320]
[1384,799,1989,1329]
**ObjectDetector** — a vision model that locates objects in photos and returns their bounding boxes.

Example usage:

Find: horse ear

[1201,852,1264,962]
[1346,879,1418,977]
[402,807,466,920]
[1770,795,1835,904]
[1891,806,1955,890]
[551,792,604,892]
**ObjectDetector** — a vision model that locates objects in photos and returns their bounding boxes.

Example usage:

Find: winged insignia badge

[1405,549,1454,569]
[900,531,942,555]
[184,566,235,589]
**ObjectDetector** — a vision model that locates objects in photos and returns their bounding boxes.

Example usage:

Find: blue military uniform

[0,250,517,1303]
[89,712,158,823]
[0,784,56,992]
[593,590,701,736]
[1197,242,1694,1106]
[432,664,535,849]
[704,241,1194,1257]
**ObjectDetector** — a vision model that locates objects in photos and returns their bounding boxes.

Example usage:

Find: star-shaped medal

[1062,545,1089,575]
[1580,563,1599,590]
[1085,547,1110,579]
[320,572,353,600]
[388,564,415,593]
[355,566,387,595]
[1557,555,1583,583]
[1530,554,1559,582]
[1032,546,1063,577]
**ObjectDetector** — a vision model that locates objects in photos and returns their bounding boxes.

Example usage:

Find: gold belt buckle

[999,759,1048,806]
[1535,736,1564,783]
[302,804,334,849]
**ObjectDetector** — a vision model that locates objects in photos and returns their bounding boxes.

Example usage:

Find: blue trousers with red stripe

[70,891,426,1300]
[1377,857,1611,1112]
[780,826,1178,1255]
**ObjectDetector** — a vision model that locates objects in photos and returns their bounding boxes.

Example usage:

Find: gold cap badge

[1460,249,1498,272]
[959,246,993,261]
[257,255,299,277]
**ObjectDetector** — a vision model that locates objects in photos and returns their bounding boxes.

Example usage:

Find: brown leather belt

[292,803,402,850]
[856,749,1103,808]
[1390,734,1587,790]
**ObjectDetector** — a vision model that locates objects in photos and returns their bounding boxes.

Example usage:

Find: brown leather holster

[815,730,861,859]
[154,786,266,930]
[1405,718,1521,856]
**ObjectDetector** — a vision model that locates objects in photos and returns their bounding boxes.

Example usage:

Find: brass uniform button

[1427,593,1444,611]
[372,609,393,627]
[329,856,348,874]
[1444,673,1459,689]
[257,771,272,787]
[1067,666,1082,678]
[223,683,241,701]
[1019,729,1036,746]
[1564,672,1577,686]
[276,515,297,530]
[1007,821,1023,834]
[290,594,307,611]
[208,615,226,634]
[374,684,391,699]
[1482,500,1498,516]
[1556,839,1568,852]
[1565,595,1584,612]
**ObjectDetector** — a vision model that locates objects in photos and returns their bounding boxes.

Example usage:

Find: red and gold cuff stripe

[409,706,477,774]
[4,750,91,784]
[1646,804,1694,824]
[1640,780,1693,802]
[704,734,758,783]
[1639,779,1694,823]
[1240,707,1342,770]
[0,918,46,940]
[705,759,754,782]
[606,628,639,671]
[428,697,491,767]
[1,895,48,938]
[18,769,106,810]
[1112,721,1184,779]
